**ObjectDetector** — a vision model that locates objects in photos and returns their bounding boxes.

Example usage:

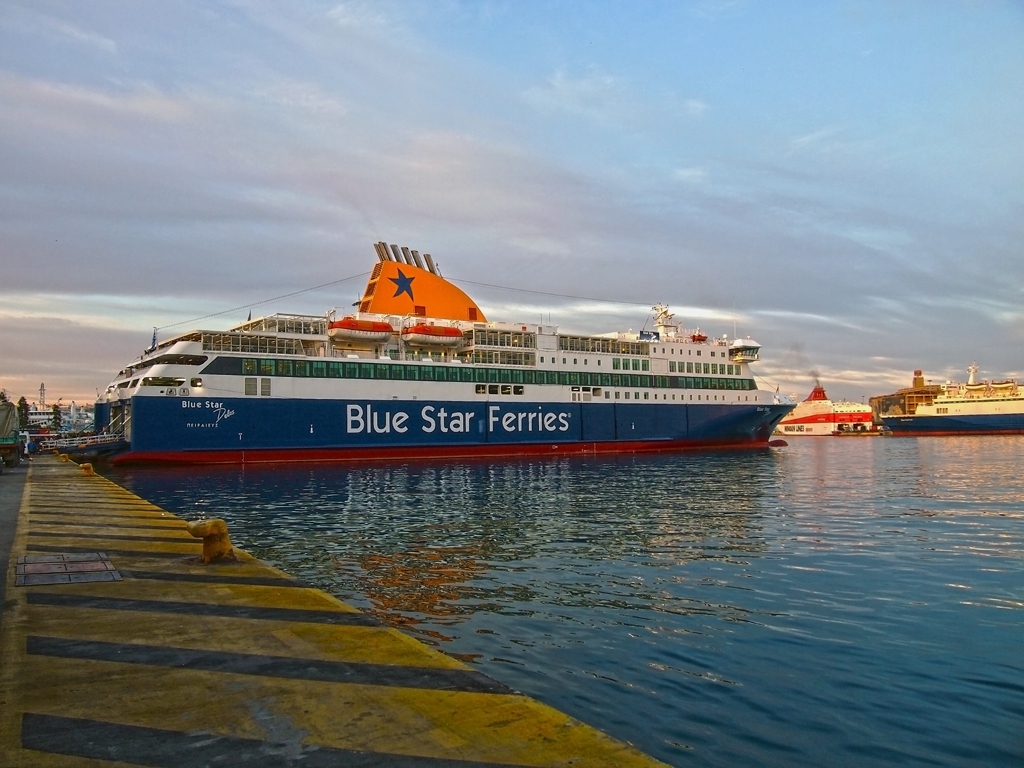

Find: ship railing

[39,433,126,450]
[949,383,1019,400]
[398,352,467,363]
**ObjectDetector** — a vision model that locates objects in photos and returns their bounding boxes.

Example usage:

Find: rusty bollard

[60,454,69,462]
[80,463,95,476]
[186,518,236,564]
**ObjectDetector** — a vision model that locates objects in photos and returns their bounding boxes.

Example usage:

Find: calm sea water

[110,437,1024,767]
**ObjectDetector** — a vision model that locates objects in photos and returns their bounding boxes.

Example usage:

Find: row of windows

[558,336,649,355]
[474,385,754,403]
[207,358,757,391]
[612,358,650,371]
[475,384,526,395]
[202,333,306,355]
[470,330,536,349]
[238,316,327,335]
[555,337,740,359]
[538,356,654,371]
[470,350,536,366]
[670,361,740,375]
[610,390,748,401]
[650,345,729,356]
[536,356,742,377]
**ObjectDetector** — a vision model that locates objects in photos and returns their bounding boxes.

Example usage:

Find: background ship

[881,364,1024,436]
[93,242,794,464]
[869,370,942,424]
[775,383,875,436]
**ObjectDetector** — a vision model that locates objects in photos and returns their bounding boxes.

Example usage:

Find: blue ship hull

[883,412,1024,436]
[112,396,792,464]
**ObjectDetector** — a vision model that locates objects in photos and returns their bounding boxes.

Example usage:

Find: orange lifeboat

[328,317,394,342]
[690,330,708,343]
[401,323,464,347]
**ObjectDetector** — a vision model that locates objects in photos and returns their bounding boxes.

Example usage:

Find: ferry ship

[881,364,1024,436]
[94,242,794,465]
[775,383,875,436]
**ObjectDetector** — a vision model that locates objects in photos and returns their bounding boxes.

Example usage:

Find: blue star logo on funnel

[389,269,415,300]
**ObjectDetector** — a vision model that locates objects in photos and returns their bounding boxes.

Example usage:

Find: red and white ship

[775,383,875,436]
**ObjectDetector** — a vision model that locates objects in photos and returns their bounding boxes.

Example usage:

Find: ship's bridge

[729,338,761,363]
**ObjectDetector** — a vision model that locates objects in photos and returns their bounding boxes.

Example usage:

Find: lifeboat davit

[401,323,464,346]
[328,317,394,342]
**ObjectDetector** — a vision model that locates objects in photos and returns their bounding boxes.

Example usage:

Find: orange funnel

[357,260,486,323]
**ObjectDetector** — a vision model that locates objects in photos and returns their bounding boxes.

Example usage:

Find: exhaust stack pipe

[376,241,438,273]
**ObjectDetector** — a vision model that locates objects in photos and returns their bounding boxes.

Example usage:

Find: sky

[1,0,1022,405]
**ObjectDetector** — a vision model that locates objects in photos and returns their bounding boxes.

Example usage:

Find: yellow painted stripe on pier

[1,457,668,767]
[27,602,468,669]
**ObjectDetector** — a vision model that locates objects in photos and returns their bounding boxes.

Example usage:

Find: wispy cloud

[675,167,708,183]
[522,68,628,124]
[0,292,226,333]
[683,99,708,117]
[786,126,843,156]
[327,1,393,29]
[752,309,867,332]
[52,19,117,53]
[522,67,709,132]
[0,73,194,130]
[478,299,742,339]
[249,80,347,117]
[838,225,915,263]
[14,11,119,54]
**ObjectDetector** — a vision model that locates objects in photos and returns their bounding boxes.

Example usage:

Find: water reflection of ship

[110,455,777,643]
[350,544,490,646]
[333,455,774,636]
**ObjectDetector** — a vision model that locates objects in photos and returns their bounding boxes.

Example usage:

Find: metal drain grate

[16,553,122,586]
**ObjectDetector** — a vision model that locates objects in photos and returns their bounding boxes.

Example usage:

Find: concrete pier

[0,456,666,766]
